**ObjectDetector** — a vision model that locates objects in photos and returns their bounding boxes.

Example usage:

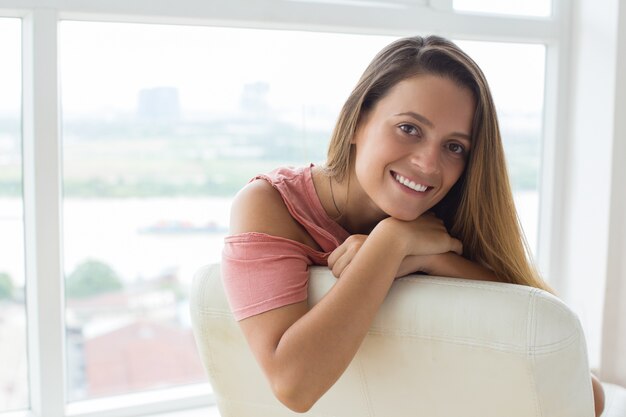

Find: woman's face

[351,73,475,221]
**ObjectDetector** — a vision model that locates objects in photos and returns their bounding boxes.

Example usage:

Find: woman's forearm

[421,252,499,282]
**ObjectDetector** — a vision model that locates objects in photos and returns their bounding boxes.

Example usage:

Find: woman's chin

[385,208,428,222]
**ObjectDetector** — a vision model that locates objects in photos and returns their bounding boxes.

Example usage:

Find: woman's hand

[328,238,434,278]
[378,212,463,258]
[329,240,498,282]
[327,212,460,279]
[329,234,434,278]
[328,234,368,278]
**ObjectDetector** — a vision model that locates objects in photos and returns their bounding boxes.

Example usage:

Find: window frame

[0,0,570,416]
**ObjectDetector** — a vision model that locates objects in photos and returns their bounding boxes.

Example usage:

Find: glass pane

[456,40,546,255]
[454,0,552,17]
[60,23,547,401]
[60,20,393,401]
[0,17,28,412]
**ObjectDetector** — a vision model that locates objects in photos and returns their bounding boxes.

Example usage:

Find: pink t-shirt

[221,165,350,320]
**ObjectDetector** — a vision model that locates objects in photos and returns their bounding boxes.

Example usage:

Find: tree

[0,272,14,300]
[66,259,123,299]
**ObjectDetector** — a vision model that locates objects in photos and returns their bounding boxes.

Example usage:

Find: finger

[331,254,348,278]
[450,237,463,255]
[336,246,360,277]
[334,247,357,277]
[327,244,347,268]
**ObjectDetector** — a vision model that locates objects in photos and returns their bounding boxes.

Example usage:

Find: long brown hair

[325,35,552,292]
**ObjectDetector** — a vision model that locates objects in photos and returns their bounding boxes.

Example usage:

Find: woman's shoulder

[229,178,311,245]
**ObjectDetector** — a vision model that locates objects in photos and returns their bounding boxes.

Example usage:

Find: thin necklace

[328,175,342,217]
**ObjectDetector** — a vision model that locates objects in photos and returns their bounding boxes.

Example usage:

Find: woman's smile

[390,171,433,194]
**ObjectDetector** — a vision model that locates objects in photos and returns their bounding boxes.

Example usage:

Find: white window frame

[0,0,585,416]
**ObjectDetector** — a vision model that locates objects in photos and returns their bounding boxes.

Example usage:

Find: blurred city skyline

[1,19,546,124]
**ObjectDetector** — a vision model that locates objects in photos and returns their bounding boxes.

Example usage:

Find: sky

[57,23,392,119]
[0,18,20,114]
[0,17,546,120]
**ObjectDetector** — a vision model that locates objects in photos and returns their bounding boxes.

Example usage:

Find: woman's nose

[410,143,440,174]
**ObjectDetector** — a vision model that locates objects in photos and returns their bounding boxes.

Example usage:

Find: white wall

[559,0,624,369]
[601,0,626,386]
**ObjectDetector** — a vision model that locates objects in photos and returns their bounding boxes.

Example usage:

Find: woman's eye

[447,143,465,154]
[399,124,419,136]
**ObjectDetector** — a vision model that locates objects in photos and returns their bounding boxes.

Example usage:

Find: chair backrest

[190,264,595,417]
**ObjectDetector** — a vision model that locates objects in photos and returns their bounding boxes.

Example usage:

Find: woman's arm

[231,182,460,412]
[402,252,499,282]
[591,373,605,416]
[331,236,496,282]
[230,182,402,412]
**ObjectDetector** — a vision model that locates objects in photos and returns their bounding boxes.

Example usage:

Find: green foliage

[66,259,123,299]
[0,272,14,300]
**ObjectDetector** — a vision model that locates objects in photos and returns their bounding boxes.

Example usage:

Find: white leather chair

[190,264,626,417]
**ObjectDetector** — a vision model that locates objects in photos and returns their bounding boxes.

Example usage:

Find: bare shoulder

[229,178,306,243]
[229,180,312,372]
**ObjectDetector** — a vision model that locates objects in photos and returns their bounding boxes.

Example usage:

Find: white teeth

[394,173,428,192]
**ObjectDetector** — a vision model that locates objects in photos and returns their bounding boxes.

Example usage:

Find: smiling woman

[219,35,608,414]
[4,5,555,416]
[0,14,546,415]
[3,0,625,415]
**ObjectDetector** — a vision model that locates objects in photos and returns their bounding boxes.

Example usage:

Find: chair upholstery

[190,264,626,417]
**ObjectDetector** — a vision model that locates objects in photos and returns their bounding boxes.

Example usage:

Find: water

[0,192,539,288]
[63,197,230,286]
[0,197,231,288]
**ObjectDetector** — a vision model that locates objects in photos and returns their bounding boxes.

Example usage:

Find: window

[454,0,552,17]
[60,20,546,403]
[0,16,28,412]
[456,40,546,253]
[2,1,569,415]
[60,21,394,401]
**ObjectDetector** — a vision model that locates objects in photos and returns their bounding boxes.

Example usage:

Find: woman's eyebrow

[396,111,434,127]
[395,111,472,141]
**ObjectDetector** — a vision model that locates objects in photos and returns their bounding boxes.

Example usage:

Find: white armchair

[190,264,626,417]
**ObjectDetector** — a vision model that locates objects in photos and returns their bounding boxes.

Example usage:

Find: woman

[222,35,604,415]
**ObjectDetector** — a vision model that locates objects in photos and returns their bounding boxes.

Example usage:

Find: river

[0,197,231,288]
[0,192,538,289]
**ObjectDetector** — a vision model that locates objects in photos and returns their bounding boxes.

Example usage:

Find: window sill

[65,383,214,417]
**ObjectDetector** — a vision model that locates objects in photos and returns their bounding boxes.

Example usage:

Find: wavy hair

[325,35,551,292]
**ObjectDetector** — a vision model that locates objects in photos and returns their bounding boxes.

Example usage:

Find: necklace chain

[328,175,342,217]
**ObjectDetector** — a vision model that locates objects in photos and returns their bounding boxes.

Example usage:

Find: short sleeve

[221,232,324,321]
